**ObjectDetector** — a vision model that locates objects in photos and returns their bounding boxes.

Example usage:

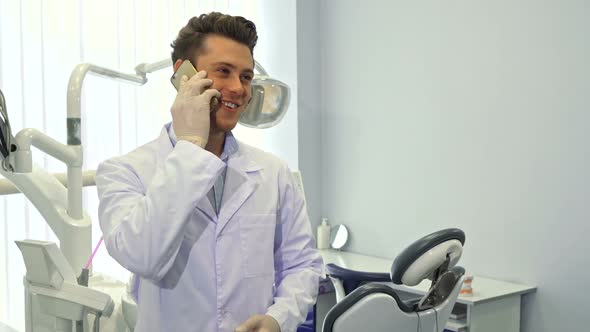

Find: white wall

[297,0,323,226]
[314,1,590,331]
[247,0,300,168]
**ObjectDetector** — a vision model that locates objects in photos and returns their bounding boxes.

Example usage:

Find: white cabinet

[391,277,534,332]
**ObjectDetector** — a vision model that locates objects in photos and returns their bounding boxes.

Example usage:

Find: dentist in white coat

[95,12,324,332]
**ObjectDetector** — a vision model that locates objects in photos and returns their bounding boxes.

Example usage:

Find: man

[95,12,324,332]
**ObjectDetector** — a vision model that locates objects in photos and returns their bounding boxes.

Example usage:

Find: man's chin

[213,119,239,133]
[212,111,242,132]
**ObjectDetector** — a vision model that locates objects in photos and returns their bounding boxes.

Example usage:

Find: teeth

[222,101,237,109]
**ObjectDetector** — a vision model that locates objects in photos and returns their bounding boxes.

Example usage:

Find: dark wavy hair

[170,12,258,64]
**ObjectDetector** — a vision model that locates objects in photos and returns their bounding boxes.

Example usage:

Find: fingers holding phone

[172,60,220,111]
[170,60,221,148]
[179,72,214,98]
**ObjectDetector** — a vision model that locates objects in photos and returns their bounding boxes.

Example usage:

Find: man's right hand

[170,70,221,148]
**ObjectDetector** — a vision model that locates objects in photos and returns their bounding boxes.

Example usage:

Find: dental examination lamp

[323,228,466,332]
[239,62,290,128]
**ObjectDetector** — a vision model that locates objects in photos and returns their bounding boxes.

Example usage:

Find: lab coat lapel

[216,148,261,236]
[195,195,217,221]
[156,124,217,221]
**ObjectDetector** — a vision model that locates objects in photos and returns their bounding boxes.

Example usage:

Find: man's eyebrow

[212,62,254,74]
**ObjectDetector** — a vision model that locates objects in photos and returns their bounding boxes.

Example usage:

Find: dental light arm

[65,63,153,224]
[134,59,172,75]
[0,170,96,195]
[66,63,149,143]
[14,129,83,219]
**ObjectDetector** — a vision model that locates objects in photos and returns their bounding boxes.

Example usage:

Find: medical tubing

[0,89,14,169]
[0,127,8,158]
[0,89,8,157]
[85,237,103,270]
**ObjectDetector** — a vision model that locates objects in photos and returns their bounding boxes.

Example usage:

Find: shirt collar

[167,123,238,161]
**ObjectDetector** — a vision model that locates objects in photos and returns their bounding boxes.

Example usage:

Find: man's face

[193,35,254,132]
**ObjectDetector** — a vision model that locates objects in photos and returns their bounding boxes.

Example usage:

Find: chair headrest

[390,228,465,286]
[325,263,391,282]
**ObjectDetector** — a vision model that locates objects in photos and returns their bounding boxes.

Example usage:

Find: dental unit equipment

[323,228,466,332]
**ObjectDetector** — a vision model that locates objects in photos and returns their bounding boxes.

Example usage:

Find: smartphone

[170,60,198,90]
[170,60,219,109]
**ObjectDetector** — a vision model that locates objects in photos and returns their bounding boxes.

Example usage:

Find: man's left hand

[235,314,280,332]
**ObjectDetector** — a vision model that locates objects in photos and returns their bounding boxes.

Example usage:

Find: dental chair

[322,228,466,332]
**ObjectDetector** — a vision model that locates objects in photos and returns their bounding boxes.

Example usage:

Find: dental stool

[322,228,466,332]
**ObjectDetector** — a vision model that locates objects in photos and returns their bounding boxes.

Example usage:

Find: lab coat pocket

[238,214,276,278]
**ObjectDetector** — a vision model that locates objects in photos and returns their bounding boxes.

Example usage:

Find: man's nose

[224,74,245,94]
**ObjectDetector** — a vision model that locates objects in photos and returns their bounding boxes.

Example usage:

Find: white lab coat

[95,124,324,332]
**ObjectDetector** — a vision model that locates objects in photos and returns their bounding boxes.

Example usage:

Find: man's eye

[241,74,253,81]
[217,68,230,75]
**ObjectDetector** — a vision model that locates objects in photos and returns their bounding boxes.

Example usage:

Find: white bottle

[317,218,331,249]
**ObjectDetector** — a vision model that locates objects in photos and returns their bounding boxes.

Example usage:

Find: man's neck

[205,129,226,158]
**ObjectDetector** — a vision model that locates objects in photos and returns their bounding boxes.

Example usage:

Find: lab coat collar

[168,124,238,162]
[162,122,261,172]
[156,125,217,220]
[215,136,262,235]
[157,124,262,232]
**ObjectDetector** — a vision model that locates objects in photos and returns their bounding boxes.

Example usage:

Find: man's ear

[173,59,184,72]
